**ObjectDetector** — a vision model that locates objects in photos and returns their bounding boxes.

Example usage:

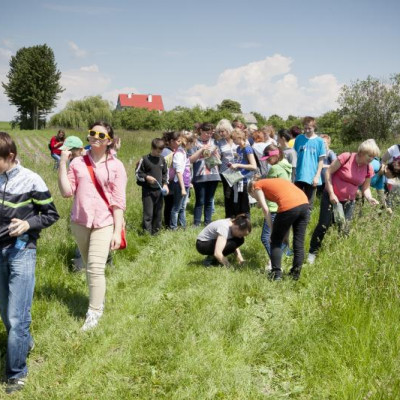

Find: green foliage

[264,114,302,130]
[338,74,400,143]
[112,105,235,131]
[49,96,114,129]
[251,111,267,128]
[217,99,242,113]
[2,44,64,130]
[265,114,285,129]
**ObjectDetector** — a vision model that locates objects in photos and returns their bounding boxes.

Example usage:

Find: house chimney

[147,94,152,103]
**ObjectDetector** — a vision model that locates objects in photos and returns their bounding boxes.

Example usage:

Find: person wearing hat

[59,136,84,160]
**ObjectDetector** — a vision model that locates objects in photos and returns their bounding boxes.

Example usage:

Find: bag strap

[83,154,111,209]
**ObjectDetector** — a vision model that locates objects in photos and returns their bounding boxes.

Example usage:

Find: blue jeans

[261,212,277,257]
[193,181,219,226]
[0,247,36,379]
[170,182,189,229]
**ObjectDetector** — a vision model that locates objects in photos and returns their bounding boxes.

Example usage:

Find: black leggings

[270,203,310,275]
[196,237,244,256]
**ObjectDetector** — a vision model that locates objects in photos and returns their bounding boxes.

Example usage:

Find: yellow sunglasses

[88,130,111,140]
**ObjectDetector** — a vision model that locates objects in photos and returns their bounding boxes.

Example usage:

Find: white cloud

[170,54,341,118]
[0,47,12,61]
[0,48,16,121]
[55,66,111,111]
[55,68,138,113]
[68,41,87,58]
[2,39,14,49]
[80,64,99,72]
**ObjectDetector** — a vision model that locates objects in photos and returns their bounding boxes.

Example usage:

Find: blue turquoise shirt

[370,158,386,190]
[294,134,326,185]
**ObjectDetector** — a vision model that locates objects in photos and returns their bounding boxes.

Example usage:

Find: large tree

[2,44,64,129]
[338,74,400,143]
[217,99,242,113]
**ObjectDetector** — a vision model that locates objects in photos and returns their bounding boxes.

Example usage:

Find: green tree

[251,111,267,128]
[338,74,400,143]
[217,99,242,113]
[266,114,285,130]
[317,110,342,137]
[2,44,64,129]
[50,96,113,129]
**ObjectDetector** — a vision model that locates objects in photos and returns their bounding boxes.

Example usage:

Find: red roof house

[116,93,164,111]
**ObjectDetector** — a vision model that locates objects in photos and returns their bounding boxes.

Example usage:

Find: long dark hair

[89,121,114,182]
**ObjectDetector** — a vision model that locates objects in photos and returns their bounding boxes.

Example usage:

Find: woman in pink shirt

[308,139,379,263]
[58,121,127,331]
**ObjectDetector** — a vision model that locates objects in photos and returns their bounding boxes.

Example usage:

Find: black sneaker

[202,256,219,266]
[268,270,282,281]
[288,268,301,281]
[6,378,25,394]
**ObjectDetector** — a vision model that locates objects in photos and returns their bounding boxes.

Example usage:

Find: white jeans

[71,223,114,312]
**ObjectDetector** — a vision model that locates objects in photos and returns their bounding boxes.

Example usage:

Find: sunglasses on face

[88,130,111,140]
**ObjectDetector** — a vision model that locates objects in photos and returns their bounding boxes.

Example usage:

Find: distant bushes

[49,96,237,131]
[49,96,114,129]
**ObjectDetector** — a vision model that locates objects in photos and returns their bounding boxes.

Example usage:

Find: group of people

[1,115,400,394]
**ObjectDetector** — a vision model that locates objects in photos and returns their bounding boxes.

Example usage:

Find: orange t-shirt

[253,178,308,212]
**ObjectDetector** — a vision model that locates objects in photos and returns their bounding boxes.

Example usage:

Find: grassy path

[0,126,399,399]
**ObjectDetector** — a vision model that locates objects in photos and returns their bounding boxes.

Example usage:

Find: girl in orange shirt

[248,178,309,280]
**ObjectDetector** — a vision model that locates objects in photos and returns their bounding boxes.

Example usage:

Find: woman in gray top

[196,214,251,266]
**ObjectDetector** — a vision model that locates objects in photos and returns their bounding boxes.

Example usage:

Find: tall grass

[0,126,398,399]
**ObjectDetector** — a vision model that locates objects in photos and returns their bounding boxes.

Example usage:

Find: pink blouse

[66,152,127,228]
[332,152,373,202]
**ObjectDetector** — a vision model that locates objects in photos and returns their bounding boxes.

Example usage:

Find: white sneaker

[81,309,103,331]
[265,259,272,272]
[307,253,316,265]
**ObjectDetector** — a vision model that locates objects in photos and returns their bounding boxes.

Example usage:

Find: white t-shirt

[197,219,233,241]
[172,148,187,183]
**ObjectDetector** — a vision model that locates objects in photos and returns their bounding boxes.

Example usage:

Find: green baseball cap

[60,136,83,150]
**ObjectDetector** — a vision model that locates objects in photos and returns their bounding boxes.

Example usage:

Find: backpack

[252,146,269,178]
[164,150,175,182]
[48,140,52,151]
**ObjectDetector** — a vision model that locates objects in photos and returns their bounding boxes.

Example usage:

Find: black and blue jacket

[0,162,59,248]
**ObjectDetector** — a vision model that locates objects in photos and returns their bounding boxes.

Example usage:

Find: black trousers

[295,181,317,210]
[309,190,355,254]
[142,189,163,235]
[163,191,174,228]
[196,237,244,257]
[270,204,310,275]
[221,175,250,219]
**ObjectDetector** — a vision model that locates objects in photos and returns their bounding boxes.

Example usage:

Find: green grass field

[0,123,399,399]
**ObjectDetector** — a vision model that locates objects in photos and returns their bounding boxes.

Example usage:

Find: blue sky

[0,0,399,121]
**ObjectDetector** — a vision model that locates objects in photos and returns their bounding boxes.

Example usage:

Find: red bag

[83,155,127,250]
